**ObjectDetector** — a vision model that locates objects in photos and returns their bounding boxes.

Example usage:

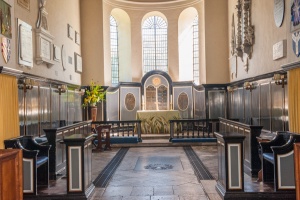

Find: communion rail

[169,119,219,141]
[92,120,142,142]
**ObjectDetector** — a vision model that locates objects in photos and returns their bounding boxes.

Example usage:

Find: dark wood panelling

[227,76,287,132]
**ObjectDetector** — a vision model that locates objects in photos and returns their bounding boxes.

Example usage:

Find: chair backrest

[19,136,33,149]
[4,136,23,149]
[278,131,292,143]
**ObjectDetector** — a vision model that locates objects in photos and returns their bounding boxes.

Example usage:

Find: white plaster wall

[204,0,229,84]
[0,0,81,85]
[228,0,298,82]
[80,0,104,86]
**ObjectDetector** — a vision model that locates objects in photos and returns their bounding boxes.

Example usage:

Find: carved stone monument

[233,0,255,73]
[35,0,55,67]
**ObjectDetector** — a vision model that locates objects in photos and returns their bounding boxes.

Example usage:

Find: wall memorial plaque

[18,18,33,68]
[273,40,287,60]
[274,0,285,27]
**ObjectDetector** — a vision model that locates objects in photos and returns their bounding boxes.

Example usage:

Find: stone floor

[35,141,278,199]
[89,146,221,200]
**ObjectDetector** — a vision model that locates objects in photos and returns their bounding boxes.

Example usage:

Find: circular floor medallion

[144,164,173,170]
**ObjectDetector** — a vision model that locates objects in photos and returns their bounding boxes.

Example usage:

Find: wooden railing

[169,119,219,141]
[218,117,266,177]
[92,120,142,142]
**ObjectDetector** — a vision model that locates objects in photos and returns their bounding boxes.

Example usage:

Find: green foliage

[82,80,105,107]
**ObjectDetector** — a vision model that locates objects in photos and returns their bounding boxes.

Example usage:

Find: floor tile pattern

[91,147,213,200]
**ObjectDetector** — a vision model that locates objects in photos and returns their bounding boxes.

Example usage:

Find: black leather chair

[4,135,51,195]
[260,131,300,191]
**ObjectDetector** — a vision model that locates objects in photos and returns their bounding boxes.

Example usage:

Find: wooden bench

[260,131,300,191]
[4,136,51,195]
[219,117,264,177]
[43,120,92,180]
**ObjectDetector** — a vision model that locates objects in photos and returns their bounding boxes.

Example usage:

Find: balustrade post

[137,121,142,142]
[169,121,174,141]
[64,133,95,199]
[215,132,245,199]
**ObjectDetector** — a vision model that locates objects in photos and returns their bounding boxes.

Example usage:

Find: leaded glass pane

[142,16,168,74]
[193,15,199,85]
[110,16,119,86]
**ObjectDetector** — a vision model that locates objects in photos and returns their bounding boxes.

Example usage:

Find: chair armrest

[272,134,300,155]
[22,148,39,159]
[26,138,51,157]
[259,132,289,153]
[14,140,39,158]
[259,142,273,153]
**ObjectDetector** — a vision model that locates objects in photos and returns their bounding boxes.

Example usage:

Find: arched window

[110,16,119,86]
[142,16,168,74]
[193,15,199,85]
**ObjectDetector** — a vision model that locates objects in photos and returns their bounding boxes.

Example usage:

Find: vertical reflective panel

[251,84,260,126]
[60,91,68,126]
[231,88,243,120]
[198,90,206,119]
[51,87,60,127]
[260,83,270,130]
[271,82,284,131]
[74,91,83,122]
[40,86,51,135]
[227,91,233,119]
[106,90,119,121]
[18,88,25,136]
[26,86,39,136]
[237,88,244,121]
[67,90,75,125]
[231,89,238,119]
[244,90,251,124]
[208,90,225,119]
[194,89,205,119]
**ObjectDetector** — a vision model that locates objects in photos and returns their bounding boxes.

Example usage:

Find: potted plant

[82,80,105,121]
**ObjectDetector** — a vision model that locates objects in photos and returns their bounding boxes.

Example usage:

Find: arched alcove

[111,8,132,83]
[178,7,198,83]
[141,70,172,110]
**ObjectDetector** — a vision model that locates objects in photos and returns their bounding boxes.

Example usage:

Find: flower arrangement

[82,80,105,107]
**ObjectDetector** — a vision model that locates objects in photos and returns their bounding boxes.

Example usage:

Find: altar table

[136,110,181,134]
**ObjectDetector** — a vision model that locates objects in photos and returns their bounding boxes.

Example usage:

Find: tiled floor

[89,146,221,200]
